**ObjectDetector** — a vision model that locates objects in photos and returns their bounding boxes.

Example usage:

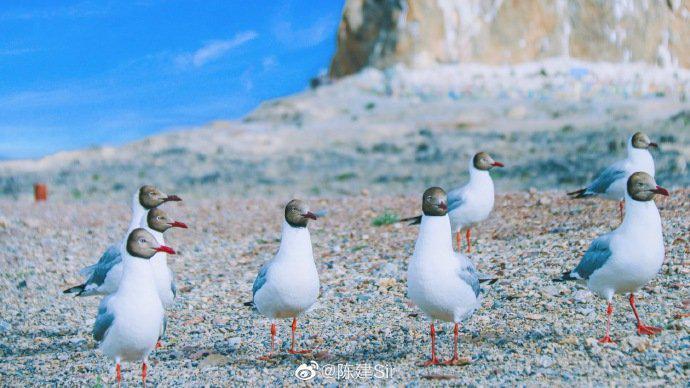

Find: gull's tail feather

[63,284,85,296]
[567,188,591,199]
[479,277,498,285]
[243,301,254,307]
[553,271,578,282]
[399,215,422,225]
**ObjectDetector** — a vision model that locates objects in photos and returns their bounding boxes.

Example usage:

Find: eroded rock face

[329,0,690,78]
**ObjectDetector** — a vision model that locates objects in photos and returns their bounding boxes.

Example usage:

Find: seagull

[248,199,320,360]
[401,152,503,253]
[407,187,486,366]
[63,185,182,296]
[93,228,175,387]
[568,132,657,220]
[555,172,668,343]
[141,207,188,308]
[141,208,187,349]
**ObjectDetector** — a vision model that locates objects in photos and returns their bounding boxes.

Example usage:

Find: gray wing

[251,264,269,299]
[92,300,115,342]
[587,165,625,194]
[572,235,613,279]
[447,188,467,213]
[456,253,480,297]
[84,246,122,287]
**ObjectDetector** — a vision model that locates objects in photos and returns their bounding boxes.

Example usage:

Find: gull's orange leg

[420,323,440,366]
[465,229,472,253]
[443,323,461,365]
[258,323,277,360]
[629,294,662,335]
[288,317,311,354]
[598,302,615,344]
[141,362,147,388]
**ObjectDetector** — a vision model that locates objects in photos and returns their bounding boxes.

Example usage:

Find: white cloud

[261,55,277,70]
[177,31,258,68]
[272,16,335,49]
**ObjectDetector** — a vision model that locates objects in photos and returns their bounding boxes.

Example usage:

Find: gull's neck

[128,190,147,232]
[275,220,313,263]
[620,193,662,234]
[626,139,654,171]
[140,221,167,266]
[468,165,494,192]
[413,215,453,263]
[118,253,156,295]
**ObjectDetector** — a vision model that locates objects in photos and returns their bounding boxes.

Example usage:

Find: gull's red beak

[168,221,188,229]
[652,185,669,196]
[648,142,658,148]
[439,202,448,211]
[163,195,182,202]
[155,245,176,254]
[492,161,505,167]
[302,212,318,220]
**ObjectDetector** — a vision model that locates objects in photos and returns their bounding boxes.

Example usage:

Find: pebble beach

[1,191,688,385]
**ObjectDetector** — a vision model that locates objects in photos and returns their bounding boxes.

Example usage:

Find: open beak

[652,185,669,196]
[302,212,318,220]
[492,161,505,167]
[648,142,658,148]
[163,194,182,202]
[439,202,448,211]
[168,221,188,229]
[155,245,176,254]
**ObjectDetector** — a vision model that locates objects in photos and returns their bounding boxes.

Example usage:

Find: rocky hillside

[330,0,690,77]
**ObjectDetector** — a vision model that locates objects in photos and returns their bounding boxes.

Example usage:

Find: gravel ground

[0,190,688,386]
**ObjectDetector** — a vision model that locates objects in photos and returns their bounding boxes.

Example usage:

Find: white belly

[448,199,493,232]
[407,261,479,323]
[151,260,174,308]
[254,261,319,319]
[101,295,164,362]
[587,247,664,300]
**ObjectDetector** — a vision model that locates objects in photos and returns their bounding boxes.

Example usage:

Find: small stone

[199,353,229,368]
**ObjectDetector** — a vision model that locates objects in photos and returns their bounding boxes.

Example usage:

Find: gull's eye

[139,238,146,244]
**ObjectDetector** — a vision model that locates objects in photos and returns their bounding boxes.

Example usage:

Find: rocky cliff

[329,0,690,77]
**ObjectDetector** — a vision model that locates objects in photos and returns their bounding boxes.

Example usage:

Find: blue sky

[0,1,344,159]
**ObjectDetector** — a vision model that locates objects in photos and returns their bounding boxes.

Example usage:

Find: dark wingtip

[243,301,254,307]
[399,215,422,225]
[63,284,85,295]
[553,271,576,282]
[566,189,588,199]
[480,278,499,285]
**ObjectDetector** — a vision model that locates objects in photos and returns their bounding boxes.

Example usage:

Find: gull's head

[631,132,657,150]
[126,228,176,259]
[138,185,182,209]
[627,172,669,201]
[422,187,448,216]
[473,151,504,171]
[285,199,317,228]
[147,208,188,233]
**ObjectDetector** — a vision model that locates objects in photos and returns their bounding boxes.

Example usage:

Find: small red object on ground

[34,184,47,202]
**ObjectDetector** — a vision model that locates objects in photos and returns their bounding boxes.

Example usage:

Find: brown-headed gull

[556,172,668,343]
[247,199,319,360]
[63,185,182,297]
[93,228,175,386]
[568,132,657,220]
[407,187,487,366]
[401,152,504,253]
